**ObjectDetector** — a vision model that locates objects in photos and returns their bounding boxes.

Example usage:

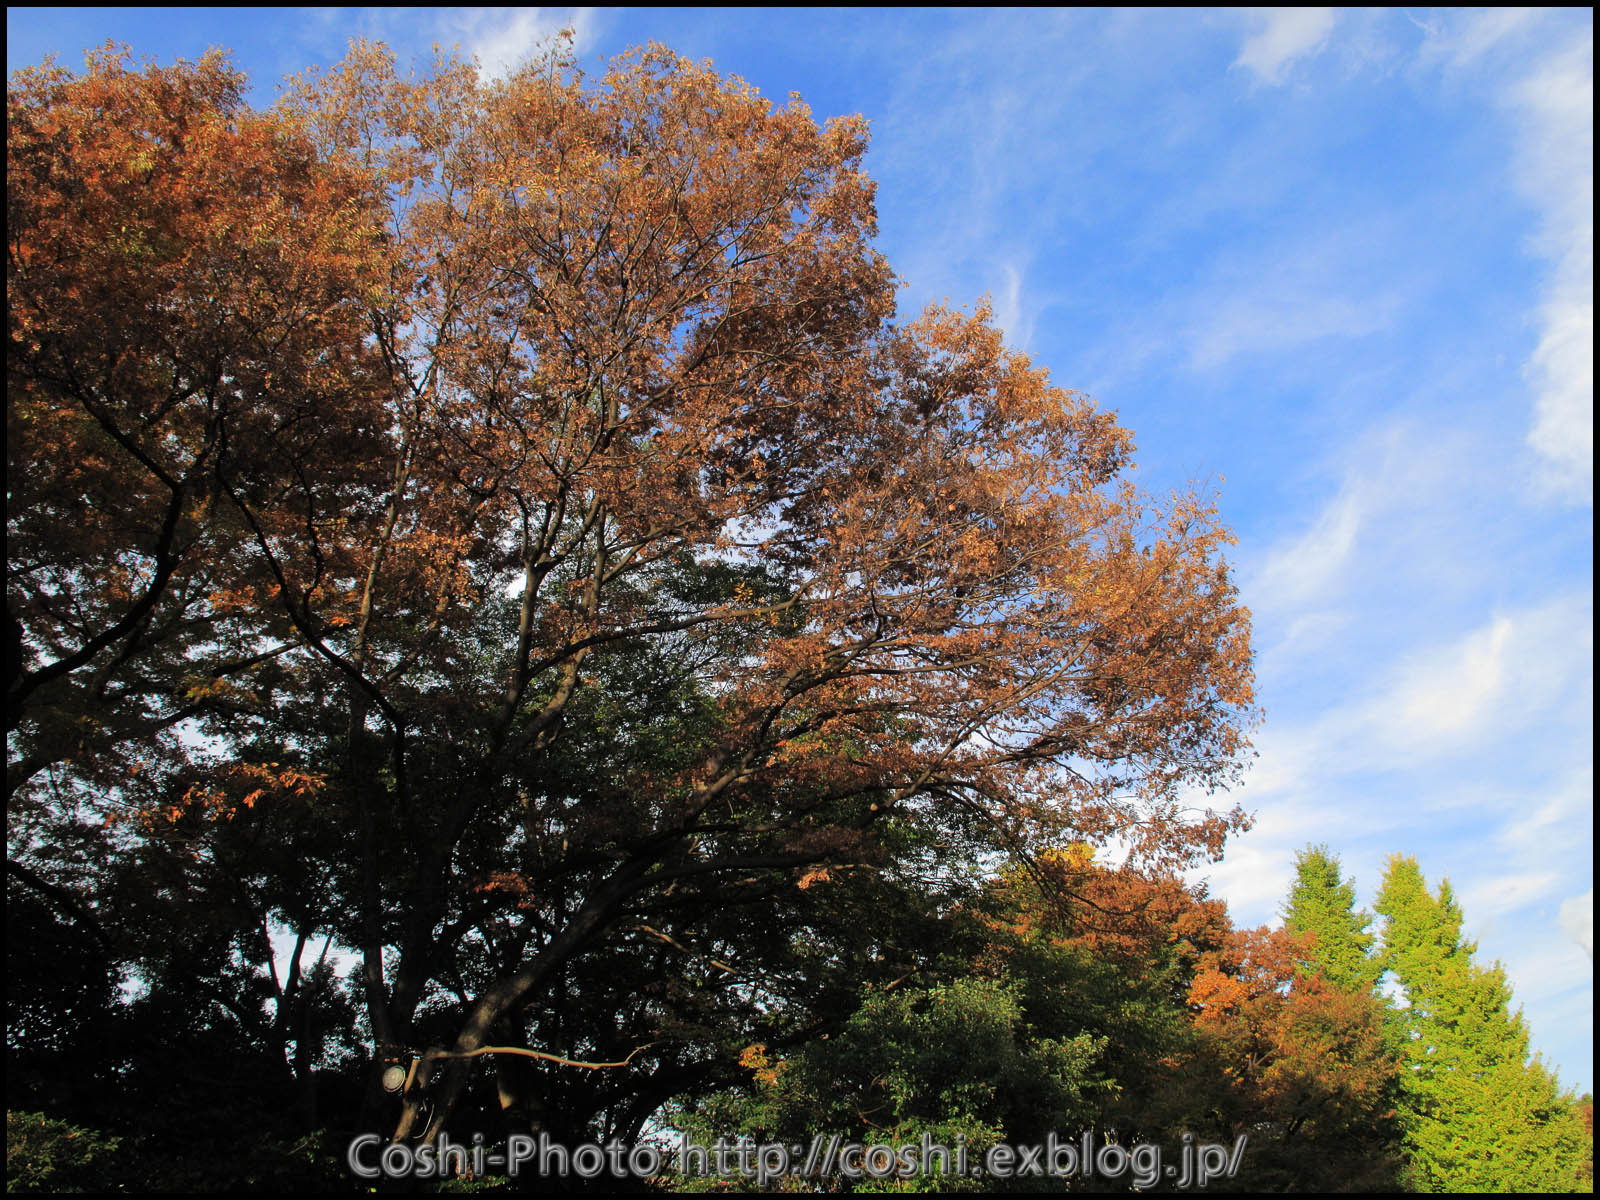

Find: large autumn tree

[8,38,1258,1148]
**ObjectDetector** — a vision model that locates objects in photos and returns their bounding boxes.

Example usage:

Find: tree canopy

[1284,845,1383,994]
[9,36,1256,1148]
[1377,856,1592,1193]
[7,37,1589,1196]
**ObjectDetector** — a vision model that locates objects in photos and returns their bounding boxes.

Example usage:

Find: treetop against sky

[6,6,1591,1094]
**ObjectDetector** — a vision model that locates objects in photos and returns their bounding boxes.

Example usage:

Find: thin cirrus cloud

[438,6,600,77]
[1233,8,1592,507]
[1095,202,1425,382]
[990,261,1036,353]
[1248,484,1363,618]
[1233,7,1336,85]
[272,8,604,90]
[1253,591,1590,797]
[1487,770,1594,967]
[1416,9,1594,504]
[1512,44,1594,504]
[1489,769,1594,925]
[1561,888,1595,958]
[1185,290,1400,372]
[1243,419,1504,654]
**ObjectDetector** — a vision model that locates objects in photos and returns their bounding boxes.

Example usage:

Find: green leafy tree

[1376,855,1590,1192]
[1284,845,1383,994]
[669,977,1104,1193]
[5,1111,121,1194]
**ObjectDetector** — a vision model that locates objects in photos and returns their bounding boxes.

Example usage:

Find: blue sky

[9,7,1593,1093]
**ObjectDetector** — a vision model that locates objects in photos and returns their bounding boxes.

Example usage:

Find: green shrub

[6,1110,121,1193]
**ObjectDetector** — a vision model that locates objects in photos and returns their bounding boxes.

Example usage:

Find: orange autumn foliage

[9,44,390,799]
[9,39,1259,1143]
[1181,924,1401,1184]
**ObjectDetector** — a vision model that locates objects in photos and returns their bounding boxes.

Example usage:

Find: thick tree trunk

[393,856,651,1143]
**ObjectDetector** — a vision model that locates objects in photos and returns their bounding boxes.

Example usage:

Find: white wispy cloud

[435,7,600,79]
[1139,218,1419,375]
[806,5,1593,1085]
[1486,923,1592,1024]
[1459,771,1593,1004]
[1498,768,1593,852]
[1390,615,1515,741]
[1186,798,1400,932]
[1243,419,1495,654]
[991,260,1035,352]
[1414,11,1593,504]
[1463,870,1564,917]
[1560,888,1594,957]
[1250,484,1364,614]
[1197,837,1295,922]
[861,12,1093,349]
[1510,41,1594,504]
[1415,7,1540,72]
[1232,566,1591,817]
[1187,288,1401,371]
[1233,8,1336,85]
[1270,593,1590,790]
